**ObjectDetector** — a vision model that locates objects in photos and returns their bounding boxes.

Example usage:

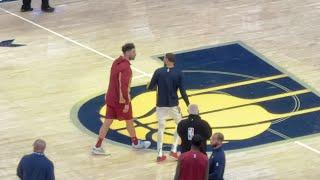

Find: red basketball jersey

[179,150,208,180]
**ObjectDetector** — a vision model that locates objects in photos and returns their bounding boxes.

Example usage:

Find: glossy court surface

[76,42,320,152]
[1,0,320,179]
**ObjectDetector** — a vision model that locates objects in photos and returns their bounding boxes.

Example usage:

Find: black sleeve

[177,120,184,137]
[147,69,158,90]
[17,157,24,179]
[203,120,212,140]
[178,72,190,106]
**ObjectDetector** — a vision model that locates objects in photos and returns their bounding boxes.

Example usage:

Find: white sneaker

[92,146,107,155]
[132,140,151,149]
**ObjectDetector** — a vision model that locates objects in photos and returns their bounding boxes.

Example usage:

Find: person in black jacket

[21,0,54,12]
[209,132,226,180]
[17,139,55,180]
[177,104,212,154]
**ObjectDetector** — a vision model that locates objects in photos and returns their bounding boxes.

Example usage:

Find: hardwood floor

[0,0,320,179]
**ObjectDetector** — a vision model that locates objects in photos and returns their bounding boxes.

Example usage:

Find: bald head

[188,104,199,115]
[33,139,46,153]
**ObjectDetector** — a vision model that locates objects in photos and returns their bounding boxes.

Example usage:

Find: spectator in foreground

[174,134,209,180]
[209,133,226,180]
[17,139,55,180]
[177,104,212,154]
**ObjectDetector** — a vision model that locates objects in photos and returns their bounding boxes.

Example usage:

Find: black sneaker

[21,6,33,12]
[41,6,55,13]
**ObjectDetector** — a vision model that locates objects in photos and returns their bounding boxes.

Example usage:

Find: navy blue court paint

[76,42,320,151]
[0,0,18,3]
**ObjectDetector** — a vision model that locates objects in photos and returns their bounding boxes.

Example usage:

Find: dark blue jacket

[17,153,55,180]
[209,146,225,180]
[147,67,189,107]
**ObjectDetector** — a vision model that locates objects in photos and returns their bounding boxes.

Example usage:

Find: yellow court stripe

[196,89,310,116]
[241,106,320,126]
[251,89,310,104]
[276,106,320,119]
[187,74,287,96]
[208,105,320,129]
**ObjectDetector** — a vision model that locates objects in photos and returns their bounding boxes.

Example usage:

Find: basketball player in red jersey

[174,134,209,180]
[92,43,151,155]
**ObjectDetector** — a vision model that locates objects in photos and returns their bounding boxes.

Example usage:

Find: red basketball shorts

[105,103,133,121]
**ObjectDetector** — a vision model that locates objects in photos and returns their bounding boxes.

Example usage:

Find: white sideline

[268,128,320,155]
[0,7,151,79]
[295,141,320,154]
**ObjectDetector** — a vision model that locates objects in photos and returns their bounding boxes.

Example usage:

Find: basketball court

[1,0,320,179]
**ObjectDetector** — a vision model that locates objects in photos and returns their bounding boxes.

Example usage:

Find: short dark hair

[191,134,202,147]
[214,132,224,142]
[122,43,135,54]
[165,53,175,63]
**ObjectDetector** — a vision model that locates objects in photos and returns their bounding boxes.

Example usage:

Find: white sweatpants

[156,106,182,157]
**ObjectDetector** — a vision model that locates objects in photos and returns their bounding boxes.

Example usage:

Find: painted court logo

[72,42,320,151]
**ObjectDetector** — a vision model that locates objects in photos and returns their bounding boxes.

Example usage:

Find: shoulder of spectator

[201,152,209,159]
[178,119,187,127]
[44,157,54,166]
[202,119,211,127]
[19,155,27,163]
[21,154,31,160]
[180,118,188,123]
[49,159,54,165]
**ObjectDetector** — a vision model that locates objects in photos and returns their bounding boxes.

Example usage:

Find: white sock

[157,129,164,157]
[157,118,166,157]
[171,127,179,153]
